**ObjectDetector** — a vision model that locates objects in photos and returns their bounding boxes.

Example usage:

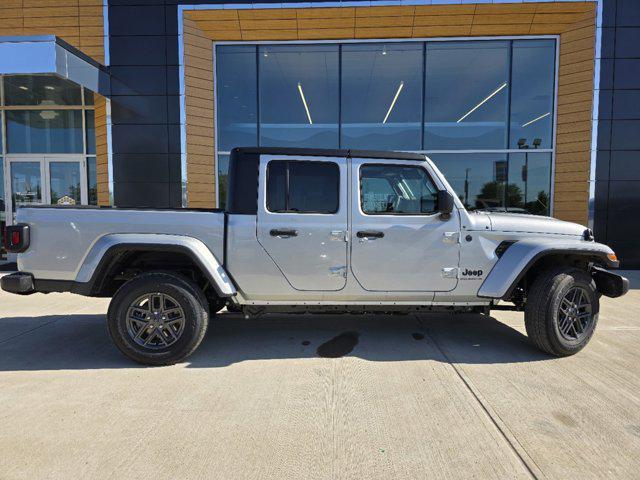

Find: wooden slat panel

[559,48,594,67]
[186,86,214,102]
[562,25,595,44]
[195,20,241,32]
[412,25,472,37]
[187,134,215,148]
[476,4,537,15]
[297,17,355,29]
[355,6,414,17]
[203,31,242,41]
[298,28,355,40]
[558,69,595,88]
[356,16,413,28]
[0,8,26,19]
[184,54,213,72]
[557,80,594,97]
[188,10,238,22]
[470,24,531,36]
[24,16,79,27]
[535,3,594,14]
[555,169,589,183]
[559,59,594,77]
[355,26,412,38]
[414,5,475,16]
[187,155,215,167]
[412,15,473,27]
[296,8,355,19]
[533,12,590,24]
[238,9,297,20]
[556,120,591,135]
[186,143,214,157]
[23,6,78,18]
[529,23,568,35]
[556,141,589,154]
[240,19,297,30]
[560,36,595,56]
[241,29,298,41]
[473,14,534,25]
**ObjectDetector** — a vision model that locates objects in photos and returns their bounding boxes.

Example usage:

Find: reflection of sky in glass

[259,44,339,148]
[341,43,423,150]
[216,45,257,151]
[510,40,556,149]
[425,41,510,150]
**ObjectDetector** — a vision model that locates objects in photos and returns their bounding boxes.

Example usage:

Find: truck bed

[16,206,225,281]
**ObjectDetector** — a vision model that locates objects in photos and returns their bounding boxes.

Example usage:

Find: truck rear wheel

[107,272,209,366]
[524,267,599,357]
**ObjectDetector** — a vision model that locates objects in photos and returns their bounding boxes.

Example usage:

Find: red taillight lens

[11,231,20,246]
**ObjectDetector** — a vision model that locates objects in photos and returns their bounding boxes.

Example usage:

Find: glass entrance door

[46,157,87,206]
[3,156,87,224]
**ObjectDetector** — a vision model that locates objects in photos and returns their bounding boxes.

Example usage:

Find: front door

[3,156,87,224]
[350,158,460,292]
[256,155,349,291]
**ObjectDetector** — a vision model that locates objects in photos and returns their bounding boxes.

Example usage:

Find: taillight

[4,224,30,253]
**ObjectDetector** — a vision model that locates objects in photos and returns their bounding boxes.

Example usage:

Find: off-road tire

[525,267,599,357]
[107,272,209,366]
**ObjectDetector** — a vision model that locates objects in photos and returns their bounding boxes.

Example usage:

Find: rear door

[350,158,460,292]
[256,155,348,291]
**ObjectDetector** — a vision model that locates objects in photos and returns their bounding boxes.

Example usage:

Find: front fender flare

[477,239,617,299]
[75,233,236,297]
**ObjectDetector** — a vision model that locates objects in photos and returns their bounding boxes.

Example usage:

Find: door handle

[270,228,298,237]
[356,230,384,239]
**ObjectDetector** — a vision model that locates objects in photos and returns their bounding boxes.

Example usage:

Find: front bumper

[1,272,35,295]
[592,266,629,298]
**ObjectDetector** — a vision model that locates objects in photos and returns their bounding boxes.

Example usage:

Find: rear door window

[267,161,339,214]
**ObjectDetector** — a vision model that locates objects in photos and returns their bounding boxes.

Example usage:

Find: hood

[483,212,586,236]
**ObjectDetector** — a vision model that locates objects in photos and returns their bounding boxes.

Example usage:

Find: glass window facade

[215,39,556,213]
[342,43,423,150]
[259,44,339,148]
[424,41,510,150]
[1,74,98,229]
[6,110,84,154]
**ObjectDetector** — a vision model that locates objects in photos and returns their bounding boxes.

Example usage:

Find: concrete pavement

[0,271,638,479]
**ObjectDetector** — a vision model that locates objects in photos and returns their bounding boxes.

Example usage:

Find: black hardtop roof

[230,147,425,162]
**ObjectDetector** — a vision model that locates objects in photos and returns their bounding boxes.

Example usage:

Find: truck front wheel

[524,267,599,357]
[107,272,209,365]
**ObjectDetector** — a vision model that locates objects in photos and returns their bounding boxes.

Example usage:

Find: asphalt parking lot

[0,271,639,480]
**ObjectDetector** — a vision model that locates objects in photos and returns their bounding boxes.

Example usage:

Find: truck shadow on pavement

[0,312,552,371]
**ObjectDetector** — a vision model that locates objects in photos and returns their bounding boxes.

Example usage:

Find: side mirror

[437,190,454,218]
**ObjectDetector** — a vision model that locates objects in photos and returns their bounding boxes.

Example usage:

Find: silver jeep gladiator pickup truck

[2,147,629,365]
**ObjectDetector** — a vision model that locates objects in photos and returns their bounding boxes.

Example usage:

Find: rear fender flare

[477,239,617,299]
[75,234,236,297]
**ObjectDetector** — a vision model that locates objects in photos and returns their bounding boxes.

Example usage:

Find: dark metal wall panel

[595,0,640,267]
[108,0,182,208]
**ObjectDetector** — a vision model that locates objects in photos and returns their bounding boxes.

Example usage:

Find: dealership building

[0,0,638,266]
